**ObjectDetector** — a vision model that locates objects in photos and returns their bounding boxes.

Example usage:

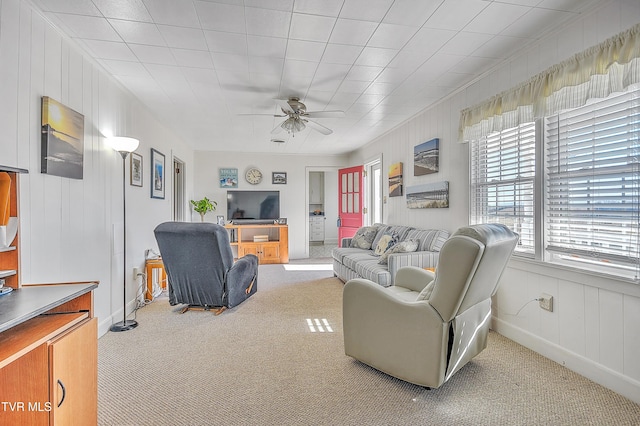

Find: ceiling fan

[246,98,345,136]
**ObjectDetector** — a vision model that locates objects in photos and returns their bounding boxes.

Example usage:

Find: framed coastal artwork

[151,148,165,199]
[388,162,403,197]
[272,172,287,184]
[219,168,238,188]
[406,181,449,209]
[41,96,85,179]
[414,138,439,176]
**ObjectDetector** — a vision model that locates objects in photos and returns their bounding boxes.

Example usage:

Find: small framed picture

[151,148,165,199]
[272,172,287,184]
[217,215,225,225]
[130,152,143,187]
[276,218,287,225]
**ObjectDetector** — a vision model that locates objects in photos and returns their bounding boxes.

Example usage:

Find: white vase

[0,217,18,248]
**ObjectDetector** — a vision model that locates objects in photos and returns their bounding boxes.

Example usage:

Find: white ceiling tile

[211,52,249,72]
[92,0,152,21]
[286,40,326,62]
[454,56,502,75]
[109,20,165,46]
[249,72,282,89]
[100,59,150,77]
[171,49,214,68]
[158,26,206,51]
[283,59,318,78]
[501,7,572,38]
[247,35,287,58]
[204,31,248,55]
[321,44,363,65]
[472,35,527,59]
[37,0,100,15]
[346,65,383,82]
[363,82,396,96]
[53,14,121,41]
[338,80,371,94]
[354,47,397,67]
[415,53,466,78]
[130,44,177,65]
[314,63,350,81]
[293,0,344,17]
[181,68,219,87]
[329,19,378,46]
[374,67,413,84]
[82,40,137,61]
[383,0,441,26]
[144,63,185,81]
[144,0,200,27]
[440,31,494,56]
[464,2,531,35]
[368,23,418,49]
[404,27,457,53]
[290,14,336,42]
[248,56,284,75]
[387,50,430,70]
[216,69,251,87]
[339,0,394,22]
[425,0,489,31]
[194,2,245,32]
[245,7,291,38]
[243,0,293,12]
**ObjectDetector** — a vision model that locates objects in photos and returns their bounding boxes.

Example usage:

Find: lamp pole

[109,137,140,332]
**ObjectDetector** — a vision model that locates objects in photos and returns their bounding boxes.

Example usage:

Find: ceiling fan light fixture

[281,117,306,134]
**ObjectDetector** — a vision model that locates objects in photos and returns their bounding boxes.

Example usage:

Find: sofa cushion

[372,225,413,249]
[350,226,379,249]
[373,233,397,256]
[332,247,370,263]
[405,229,450,252]
[378,239,419,264]
[342,251,378,271]
[354,260,392,287]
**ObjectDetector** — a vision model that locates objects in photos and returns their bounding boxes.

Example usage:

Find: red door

[338,165,363,244]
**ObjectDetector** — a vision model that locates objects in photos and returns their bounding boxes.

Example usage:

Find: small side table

[145,258,167,300]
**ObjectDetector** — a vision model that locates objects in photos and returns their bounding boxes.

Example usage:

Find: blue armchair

[154,222,258,314]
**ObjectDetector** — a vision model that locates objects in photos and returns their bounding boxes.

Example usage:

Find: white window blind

[470,122,536,254]
[545,89,640,271]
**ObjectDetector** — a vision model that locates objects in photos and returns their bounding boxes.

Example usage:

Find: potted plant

[190,197,217,222]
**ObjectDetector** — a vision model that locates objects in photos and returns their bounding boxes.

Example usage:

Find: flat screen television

[227,190,280,224]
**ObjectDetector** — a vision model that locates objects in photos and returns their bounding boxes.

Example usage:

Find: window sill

[507,255,640,297]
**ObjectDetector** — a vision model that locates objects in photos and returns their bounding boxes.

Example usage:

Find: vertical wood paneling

[584,285,600,362]
[0,0,20,165]
[17,3,31,170]
[623,295,640,381]
[599,289,624,372]
[558,280,586,356]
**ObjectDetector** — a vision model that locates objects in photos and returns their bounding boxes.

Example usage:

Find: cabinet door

[240,244,259,257]
[260,244,280,262]
[49,318,97,426]
[0,344,50,425]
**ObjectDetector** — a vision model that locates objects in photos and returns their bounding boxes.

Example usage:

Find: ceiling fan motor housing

[284,97,306,115]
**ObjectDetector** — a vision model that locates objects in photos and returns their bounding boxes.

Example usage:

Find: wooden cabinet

[0,283,98,426]
[309,216,325,242]
[226,224,289,264]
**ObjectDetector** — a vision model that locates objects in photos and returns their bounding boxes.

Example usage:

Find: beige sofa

[331,224,450,287]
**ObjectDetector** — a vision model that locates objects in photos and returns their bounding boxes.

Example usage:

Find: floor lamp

[109,136,140,332]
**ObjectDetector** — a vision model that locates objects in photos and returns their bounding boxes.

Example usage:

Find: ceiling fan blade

[237,113,287,117]
[303,110,345,118]
[304,119,333,135]
[271,119,286,134]
[275,98,295,114]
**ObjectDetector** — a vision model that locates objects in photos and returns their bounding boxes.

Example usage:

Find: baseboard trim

[492,317,640,404]
[98,299,140,338]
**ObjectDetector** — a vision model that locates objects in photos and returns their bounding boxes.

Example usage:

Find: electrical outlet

[539,293,553,312]
[133,267,139,280]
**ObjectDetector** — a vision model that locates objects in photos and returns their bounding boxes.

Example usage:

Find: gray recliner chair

[342,223,518,388]
[154,222,258,314]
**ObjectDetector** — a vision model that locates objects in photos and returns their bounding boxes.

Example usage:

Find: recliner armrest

[393,266,435,293]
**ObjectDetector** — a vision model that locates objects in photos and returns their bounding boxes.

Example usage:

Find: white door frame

[305,166,340,258]
[173,156,186,221]
[363,155,383,226]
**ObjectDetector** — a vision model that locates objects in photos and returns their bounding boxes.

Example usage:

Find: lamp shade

[109,136,140,153]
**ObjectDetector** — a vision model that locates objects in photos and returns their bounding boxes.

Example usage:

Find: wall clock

[245,167,263,185]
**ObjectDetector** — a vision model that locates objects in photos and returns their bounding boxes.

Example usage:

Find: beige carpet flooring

[98,263,640,425]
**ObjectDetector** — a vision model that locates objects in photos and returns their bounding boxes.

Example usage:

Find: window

[470,88,640,280]
[470,122,536,255]
[545,90,640,272]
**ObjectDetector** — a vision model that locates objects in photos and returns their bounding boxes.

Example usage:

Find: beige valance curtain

[459,23,640,142]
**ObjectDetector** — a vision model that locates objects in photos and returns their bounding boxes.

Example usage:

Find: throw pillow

[378,239,419,264]
[416,281,435,301]
[349,226,378,249]
[374,234,396,256]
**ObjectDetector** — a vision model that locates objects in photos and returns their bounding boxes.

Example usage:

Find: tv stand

[225,224,288,264]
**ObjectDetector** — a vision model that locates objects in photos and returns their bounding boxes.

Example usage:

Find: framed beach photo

[151,148,165,199]
[130,152,143,187]
[41,96,85,179]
